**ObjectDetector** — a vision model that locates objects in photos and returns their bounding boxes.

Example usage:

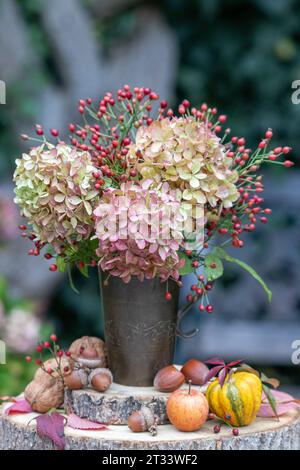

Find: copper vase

[99,270,179,387]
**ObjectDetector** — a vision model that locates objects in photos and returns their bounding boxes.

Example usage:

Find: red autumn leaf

[218,367,228,387]
[205,365,224,383]
[36,412,65,450]
[262,389,298,404]
[258,402,299,418]
[67,413,108,430]
[4,399,32,415]
[257,390,300,418]
[205,357,225,366]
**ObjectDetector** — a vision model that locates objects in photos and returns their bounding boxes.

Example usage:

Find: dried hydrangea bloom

[128,117,239,208]
[94,181,186,283]
[13,144,99,249]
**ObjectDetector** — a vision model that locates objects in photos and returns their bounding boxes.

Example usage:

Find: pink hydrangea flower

[94,181,186,283]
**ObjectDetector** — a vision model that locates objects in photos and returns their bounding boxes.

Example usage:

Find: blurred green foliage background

[1,0,300,180]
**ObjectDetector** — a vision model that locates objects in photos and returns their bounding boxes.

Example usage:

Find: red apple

[166,383,209,432]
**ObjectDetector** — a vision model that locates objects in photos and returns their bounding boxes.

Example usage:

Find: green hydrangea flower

[14,143,99,251]
[128,117,239,209]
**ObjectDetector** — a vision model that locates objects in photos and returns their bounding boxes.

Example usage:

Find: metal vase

[99,270,179,387]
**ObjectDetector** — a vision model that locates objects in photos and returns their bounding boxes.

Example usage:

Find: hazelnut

[153,365,185,392]
[128,406,157,435]
[90,368,113,392]
[64,369,88,390]
[128,410,148,433]
[181,359,209,385]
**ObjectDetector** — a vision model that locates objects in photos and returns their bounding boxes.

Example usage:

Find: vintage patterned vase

[99,270,179,386]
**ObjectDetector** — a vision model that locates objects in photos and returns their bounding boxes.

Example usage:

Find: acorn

[181,359,209,385]
[90,368,113,392]
[128,406,157,436]
[153,365,185,392]
[64,369,88,390]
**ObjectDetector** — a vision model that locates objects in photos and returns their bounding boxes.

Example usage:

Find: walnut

[24,358,68,414]
[68,336,107,370]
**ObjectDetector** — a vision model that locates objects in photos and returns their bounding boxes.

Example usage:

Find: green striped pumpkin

[206,371,262,427]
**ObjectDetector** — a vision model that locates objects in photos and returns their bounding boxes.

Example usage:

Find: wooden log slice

[64,382,207,425]
[1,406,299,450]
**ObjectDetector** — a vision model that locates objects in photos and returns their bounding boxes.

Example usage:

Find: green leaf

[213,247,272,302]
[78,263,89,278]
[204,253,224,281]
[56,256,66,273]
[178,252,193,276]
[46,245,57,256]
[103,178,112,189]
[238,363,260,378]
[85,106,99,121]
[262,384,279,421]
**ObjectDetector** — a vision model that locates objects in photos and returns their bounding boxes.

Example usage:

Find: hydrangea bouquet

[14,85,293,313]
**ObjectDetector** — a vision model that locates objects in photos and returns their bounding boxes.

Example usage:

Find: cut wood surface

[1,406,299,450]
[65,382,207,425]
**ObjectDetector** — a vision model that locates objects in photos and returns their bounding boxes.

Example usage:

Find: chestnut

[181,359,209,385]
[154,365,185,392]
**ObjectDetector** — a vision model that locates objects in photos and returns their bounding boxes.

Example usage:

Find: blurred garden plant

[0,276,51,396]
[0,277,42,354]
[0,196,18,243]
